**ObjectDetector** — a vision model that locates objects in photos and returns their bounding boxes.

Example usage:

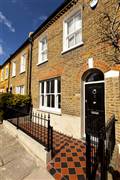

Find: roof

[1,39,29,68]
[31,0,72,38]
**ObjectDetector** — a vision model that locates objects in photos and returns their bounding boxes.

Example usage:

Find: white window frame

[12,62,16,77]
[37,37,48,65]
[39,78,61,114]
[5,65,9,79]
[20,53,26,73]
[16,85,25,95]
[62,7,83,53]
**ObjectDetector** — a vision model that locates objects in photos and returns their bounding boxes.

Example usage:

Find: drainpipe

[8,62,11,92]
[28,35,33,99]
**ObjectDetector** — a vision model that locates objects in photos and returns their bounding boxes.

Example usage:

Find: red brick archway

[79,60,108,139]
[76,60,110,81]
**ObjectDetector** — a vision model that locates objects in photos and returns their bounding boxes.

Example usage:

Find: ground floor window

[40,77,61,113]
[16,85,25,95]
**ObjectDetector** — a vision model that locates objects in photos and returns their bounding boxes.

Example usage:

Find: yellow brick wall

[9,45,29,94]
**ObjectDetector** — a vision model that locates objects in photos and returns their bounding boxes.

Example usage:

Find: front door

[85,82,105,137]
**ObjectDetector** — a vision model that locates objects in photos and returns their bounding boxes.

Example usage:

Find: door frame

[81,80,105,139]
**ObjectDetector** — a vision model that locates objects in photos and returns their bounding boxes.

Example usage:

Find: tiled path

[48,132,86,180]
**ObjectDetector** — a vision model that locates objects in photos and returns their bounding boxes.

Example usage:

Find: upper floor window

[5,66,9,79]
[63,11,82,52]
[1,69,4,81]
[12,62,16,77]
[16,85,25,95]
[38,38,47,64]
[20,54,26,73]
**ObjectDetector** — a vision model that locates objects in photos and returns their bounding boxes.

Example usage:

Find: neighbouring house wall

[9,45,29,95]
[105,71,120,143]
[0,63,10,92]
[31,0,120,139]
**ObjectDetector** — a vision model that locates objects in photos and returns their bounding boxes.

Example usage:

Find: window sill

[38,107,61,115]
[20,71,25,75]
[61,42,84,55]
[36,60,48,66]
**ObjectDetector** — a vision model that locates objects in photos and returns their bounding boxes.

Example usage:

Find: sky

[0,0,64,64]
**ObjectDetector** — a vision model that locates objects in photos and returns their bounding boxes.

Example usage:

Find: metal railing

[106,116,116,169]
[86,115,116,180]
[6,107,53,153]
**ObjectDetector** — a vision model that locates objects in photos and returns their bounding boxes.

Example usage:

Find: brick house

[9,41,30,95]
[30,0,120,142]
[0,61,10,93]
[0,40,30,95]
[0,0,120,143]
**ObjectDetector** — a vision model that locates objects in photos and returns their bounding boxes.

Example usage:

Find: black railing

[6,107,53,153]
[86,115,116,180]
[106,116,116,169]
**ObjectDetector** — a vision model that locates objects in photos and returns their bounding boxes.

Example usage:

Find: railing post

[112,115,116,148]
[100,138,107,180]
[99,128,107,180]
[47,113,50,152]
[51,126,53,157]
[86,132,91,180]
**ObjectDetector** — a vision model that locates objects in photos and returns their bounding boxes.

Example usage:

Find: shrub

[0,93,31,108]
[0,93,32,119]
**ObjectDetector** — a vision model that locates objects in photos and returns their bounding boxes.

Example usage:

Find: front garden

[0,93,31,123]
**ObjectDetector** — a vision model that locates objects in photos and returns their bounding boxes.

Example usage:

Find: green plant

[0,93,31,108]
[10,94,31,107]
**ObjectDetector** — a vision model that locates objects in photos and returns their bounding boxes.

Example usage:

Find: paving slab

[0,125,53,180]
[23,167,53,180]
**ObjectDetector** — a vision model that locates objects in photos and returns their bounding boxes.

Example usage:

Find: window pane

[58,95,61,108]
[47,81,50,93]
[67,19,74,35]
[42,95,44,106]
[68,35,74,48]
[12,62,16,76]
[21,55,26,72]
[42,40,45,50]
[74,14,81,31]
[41,51,47,62]
[47,95,50,107]
[6,67,8,78]
[86,72,104,82]
[51,80,54,93]
[75,31,81,44]
[41,39,47,50]
[41,82,44,93]
[21,86,24,95]
[51,95,55,108]
[57,79,61,93]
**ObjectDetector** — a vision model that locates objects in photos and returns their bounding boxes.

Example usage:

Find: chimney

[28,32,33,37]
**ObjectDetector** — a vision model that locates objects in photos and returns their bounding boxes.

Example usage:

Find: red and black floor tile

[47,134,86,180]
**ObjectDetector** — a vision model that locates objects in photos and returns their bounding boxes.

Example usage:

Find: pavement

[0,124,53,180]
